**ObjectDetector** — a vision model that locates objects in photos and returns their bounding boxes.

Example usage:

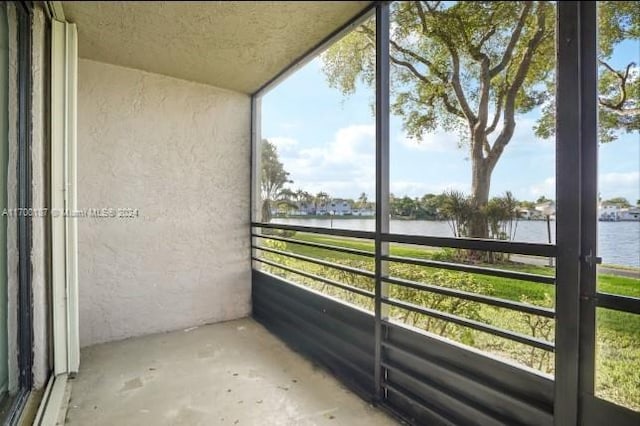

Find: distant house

[620,207,640,221]
[352,208,374,217]
[316,201,328,215]
[597,202,639,221]
[328,199,352,216]
[535,201,556,220]
[517,208,538,220]
[599,202,621,221]
[294,201,315,216]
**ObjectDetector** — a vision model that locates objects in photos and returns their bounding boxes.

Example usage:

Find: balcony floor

[65,318,397,425]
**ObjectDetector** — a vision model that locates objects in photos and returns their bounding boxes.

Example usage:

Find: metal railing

[251,221,558,363]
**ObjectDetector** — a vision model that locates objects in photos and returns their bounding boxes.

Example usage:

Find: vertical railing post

[577,0,598,419]
[374,1,390,403]
[555,1,597,424]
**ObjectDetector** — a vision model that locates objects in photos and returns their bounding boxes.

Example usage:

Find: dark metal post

[374,1,390,403]
[546,214,553,267]
[577,0,598,415]
[17,1,33,392]
[555,2,597,424]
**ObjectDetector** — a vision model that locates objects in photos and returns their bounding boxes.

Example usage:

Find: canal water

[273,218,640,268]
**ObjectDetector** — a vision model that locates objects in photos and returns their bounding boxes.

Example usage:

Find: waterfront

[273,218,640,268]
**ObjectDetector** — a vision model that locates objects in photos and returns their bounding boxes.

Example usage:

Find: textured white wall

[77,59,251,347]
[31,5,49,388]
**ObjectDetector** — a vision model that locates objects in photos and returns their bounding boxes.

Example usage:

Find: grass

[257,231,640,411]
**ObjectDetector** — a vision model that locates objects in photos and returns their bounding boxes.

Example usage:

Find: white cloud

[525,172,640,202]
[277,124,376,198]
[279,121,301,131]
[396,116,547,155]
[599,171,640,200]
[600,171,640,186]
[529,177,556,198]
[267,136,298,153]
[398,130,457,152]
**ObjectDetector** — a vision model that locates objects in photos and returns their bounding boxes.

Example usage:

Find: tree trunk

[261,199,272,223]
[469,157,491,239]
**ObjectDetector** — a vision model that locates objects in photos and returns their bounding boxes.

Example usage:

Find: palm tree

[315,192,330,214]
[357,192,368,210]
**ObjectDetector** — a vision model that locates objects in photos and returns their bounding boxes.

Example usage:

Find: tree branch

[360,24,450,83]
[598,60,635,111]
[489,2,532,78]
[476,57,491,129]
[415,1,430,34]
[487,90,505,134]
[389,56,430,84]
[440,93,466,119]
[416,2,476,123]
[478,26,496,51]
[483,139,491,157]
[489,1,547,169]
[390,39,449,82]
[404,90,465,119]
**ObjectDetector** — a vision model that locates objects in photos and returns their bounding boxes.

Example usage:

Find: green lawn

[257,231,640,411]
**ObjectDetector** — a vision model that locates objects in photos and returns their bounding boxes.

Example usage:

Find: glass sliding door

[0,2,34,423]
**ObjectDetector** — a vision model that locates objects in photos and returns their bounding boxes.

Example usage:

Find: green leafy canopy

[322,1,639,149]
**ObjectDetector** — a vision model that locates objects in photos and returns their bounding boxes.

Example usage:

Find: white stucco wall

[30,5,49,389]
[77,59,251,347]
[6,2,19,393]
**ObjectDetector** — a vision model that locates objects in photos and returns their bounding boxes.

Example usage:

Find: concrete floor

[65,318,398,425]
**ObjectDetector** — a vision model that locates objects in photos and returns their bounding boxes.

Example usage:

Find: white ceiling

[61,1,372,94]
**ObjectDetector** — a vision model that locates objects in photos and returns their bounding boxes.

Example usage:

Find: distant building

[352,208,374,216]
[620,207,640,221]
[328,199,352,216]
[599,202,622,221]
[597,202,640,222]
[517,208,540,220]
[535,201,556,220]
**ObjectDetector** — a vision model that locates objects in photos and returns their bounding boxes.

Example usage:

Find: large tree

[260,139,292,222]
[322,1,638,238]
[536,1,640,141]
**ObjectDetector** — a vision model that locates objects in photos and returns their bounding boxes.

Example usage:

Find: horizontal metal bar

[382,319,555,404]
[252,298,374,384]
[252,232,375,258]
[382,233,556,257]
[381,361,506,425]
[382,381,456,426]
[595,292,640,315]
[251,221,375,240]
[383,275,555,318]
[252,257,375,298]
[383,255,555,285]
[380,340,554,425]
[253,245,375,278]
[382,297,555,352]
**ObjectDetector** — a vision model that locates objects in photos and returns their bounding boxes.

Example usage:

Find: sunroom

[1,1,639,425]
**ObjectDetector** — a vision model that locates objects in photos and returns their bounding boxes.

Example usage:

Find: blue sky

[261,38,639,204]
